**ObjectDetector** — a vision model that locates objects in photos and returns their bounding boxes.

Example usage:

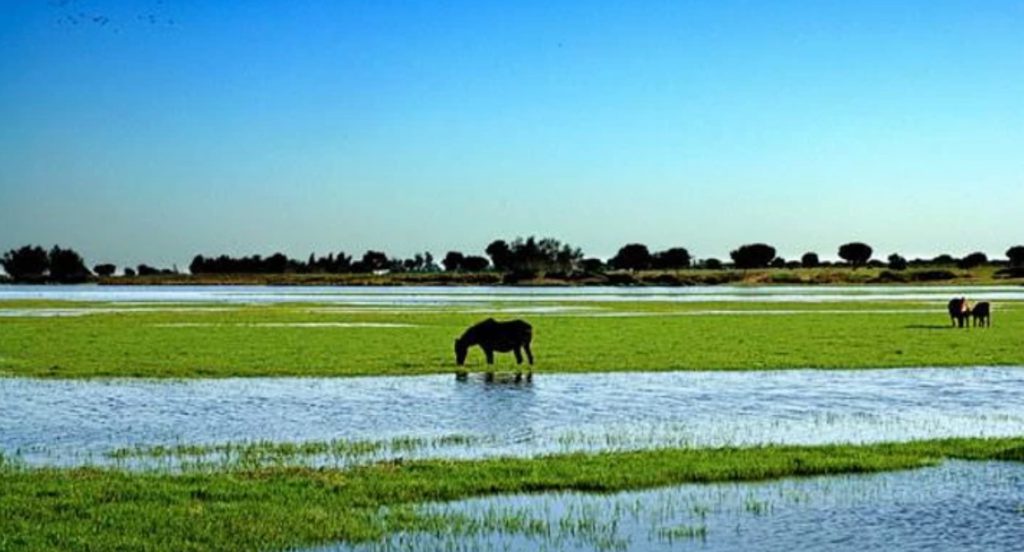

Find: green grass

[2,299,1023,377]
[104,434,483,470]
[2,437,1023,551]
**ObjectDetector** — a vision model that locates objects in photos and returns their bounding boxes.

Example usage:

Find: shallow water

[321,461,1024,552]
[3,367,1024,467]
[2,284,1023,305]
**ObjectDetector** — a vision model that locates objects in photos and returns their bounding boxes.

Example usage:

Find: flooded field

[323,460,1024,552]
[2,285,1024,550]
[4,367,1024,467]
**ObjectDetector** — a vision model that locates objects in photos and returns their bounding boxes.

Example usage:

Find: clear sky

[1,0,1021,268]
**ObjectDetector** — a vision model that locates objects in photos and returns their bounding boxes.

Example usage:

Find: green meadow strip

[2,437,1023,551]
[2,299,1024,378]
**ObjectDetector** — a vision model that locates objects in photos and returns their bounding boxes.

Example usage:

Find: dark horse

[972,301,991,327]
[948,297,970,328]
[455,318,533,366]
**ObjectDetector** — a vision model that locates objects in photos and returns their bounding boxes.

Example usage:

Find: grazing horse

[972,301,991,327]
[455,318,533,366]
[948,297,970,328]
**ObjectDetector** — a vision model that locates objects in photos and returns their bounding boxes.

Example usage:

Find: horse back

[478,319,532,348]
[494,319,531,340]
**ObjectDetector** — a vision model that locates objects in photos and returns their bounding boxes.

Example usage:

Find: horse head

[454,337,469,366]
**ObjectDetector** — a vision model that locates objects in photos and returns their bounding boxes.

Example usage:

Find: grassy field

[2,437,1023,551]
[1,298,1022,378]
[3,294,1023,550]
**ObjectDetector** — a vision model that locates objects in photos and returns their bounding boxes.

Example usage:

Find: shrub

[580,258,606,273]
[502,269,539,284]
[909,269,957,282]
[770,272,803,284]
[702,258,723,270]
[652,247,691,270]
[874,270,908,283]
[93,264,117,277]
[957,252,988,269]
[461,256,490,272]
[1006,246,1024,267]
[642,273,683,286]
[605,272,639,285]
[887,254,908,271]
[995,267,1024,279]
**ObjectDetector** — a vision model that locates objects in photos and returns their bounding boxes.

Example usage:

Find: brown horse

[455,318,533,366]
[972,301,991,327]
[947,297,970,328]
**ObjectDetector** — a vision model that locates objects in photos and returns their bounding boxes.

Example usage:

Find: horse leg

[524,343,534,365]
[484,348,494,365]
[514,347,523,365]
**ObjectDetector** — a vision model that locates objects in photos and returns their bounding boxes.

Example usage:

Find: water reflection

[321,461,1024,552]
[2,284,1024,305]
[3,367,1024,467]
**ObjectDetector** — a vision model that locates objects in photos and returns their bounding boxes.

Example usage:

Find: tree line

[3,240,1024,283]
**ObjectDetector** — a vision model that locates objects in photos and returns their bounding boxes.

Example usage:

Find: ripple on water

[3,367,1024,467]
[317,461,1024,552]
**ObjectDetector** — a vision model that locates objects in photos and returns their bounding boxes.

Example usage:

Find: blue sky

[1,0,1021,267]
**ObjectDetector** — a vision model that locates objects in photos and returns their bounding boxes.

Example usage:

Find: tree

[331,251,353,273]
[609,244,652,271]
[888,253,908,271]
[421,252,437,272]
[703,258,723,270]
[461,256,490,272]
[957,252,988,269]
[358,251,389,272]
[136,264,160,276]
[485,240,513,272]
[800,252,819,268]
[123,267,137,277]
[580,258,605,273]
[401,252,434,273]
[442,251,465,272]
[47,246,91,283]
[265,253,289,273]
[93,264,117,277]
[1006,246,1024,267]
[499,236,583,274]
[838,242,873,268]
[652,247,691,270]
[931,254,956,266]
[189,255,207,274]
[770,257,786,268]
[730,243,776,269]
[1,245,50,282]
